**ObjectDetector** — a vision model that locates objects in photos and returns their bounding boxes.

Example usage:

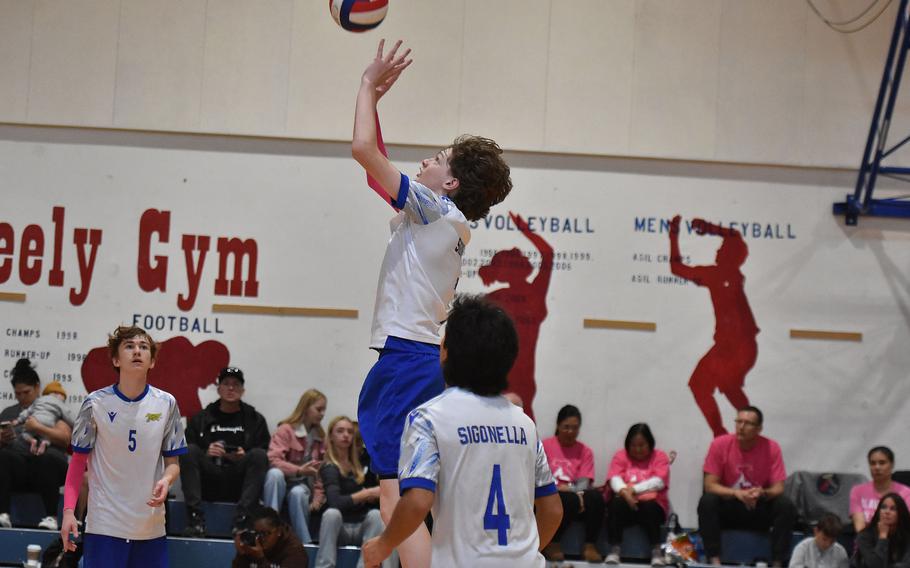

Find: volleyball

[329,0,388,32]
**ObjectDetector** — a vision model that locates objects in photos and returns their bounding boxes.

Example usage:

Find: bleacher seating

[560,521,656,559]
[0,528,365,568]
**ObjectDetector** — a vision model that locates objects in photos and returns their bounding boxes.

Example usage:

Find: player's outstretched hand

[147,478,169,507]
[362,39,412,100]
[61,509,79,552]
[361,535,393,568]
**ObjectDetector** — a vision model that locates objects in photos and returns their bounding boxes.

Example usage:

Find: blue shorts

[358,337,445,477]
[83,534,168,568]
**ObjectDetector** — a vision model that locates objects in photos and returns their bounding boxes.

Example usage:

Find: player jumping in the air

[361,295,563,568]
[352,39,513,567]
[60,326,187,567]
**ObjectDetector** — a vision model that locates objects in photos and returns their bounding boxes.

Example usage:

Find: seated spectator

[789,513,848,568]
[605,423,671,566]
[264,389,327,544]
[852,493,910,568]
[180,367,270,536]
[542,404,605,563]
[0,358,71,531]
[11,381,73,456]
[232,506,309,567]
[697,406,797,567]
[315,416,383,568]
[851,447,910,533]
[351,421,377,490]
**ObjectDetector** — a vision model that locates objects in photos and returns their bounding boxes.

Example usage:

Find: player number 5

[484,464,510,545]
[128,429,137,452]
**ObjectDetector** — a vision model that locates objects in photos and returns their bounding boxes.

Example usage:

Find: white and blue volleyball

[330,0,389,33]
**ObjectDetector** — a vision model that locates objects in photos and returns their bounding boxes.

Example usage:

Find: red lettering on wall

[137,209,170,293]
[215,237,259,297]
[49,206,65,287]
[70,228,102,306]
[19,225,44,285]
[0,223,15,283]
[177,235,210,311]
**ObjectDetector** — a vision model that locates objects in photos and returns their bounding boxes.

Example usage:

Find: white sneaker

[651,554,667,567]
[604,552,621,564]
[0,512,10,528]
[38,516,58,530]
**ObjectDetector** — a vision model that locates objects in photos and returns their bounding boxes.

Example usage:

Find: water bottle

[666,512,680,537]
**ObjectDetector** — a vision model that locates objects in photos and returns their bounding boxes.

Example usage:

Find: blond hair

[279,389,326,440]
[324,416,364,484]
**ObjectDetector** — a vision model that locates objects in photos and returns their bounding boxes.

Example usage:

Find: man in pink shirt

[698,406,797,566]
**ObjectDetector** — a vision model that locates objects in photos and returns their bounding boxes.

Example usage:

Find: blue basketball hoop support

[834,0,910,224]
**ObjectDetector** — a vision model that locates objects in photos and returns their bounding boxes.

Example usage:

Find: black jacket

[185,400,270,452]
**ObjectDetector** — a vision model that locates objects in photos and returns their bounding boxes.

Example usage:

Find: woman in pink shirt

[542,405,605,563]
[262,389,327,544]
[605,423,671,566]
[851,446,910,533]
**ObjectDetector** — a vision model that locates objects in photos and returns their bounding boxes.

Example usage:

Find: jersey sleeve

[161,396,188,457]
[396,175,450,226]
[398,408,440,494]
[70,396,97,454]
[534,438,557,498]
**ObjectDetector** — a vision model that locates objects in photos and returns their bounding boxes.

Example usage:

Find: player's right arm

[362,487,434,568]
[62,396,96,551]
[352,39,412,202]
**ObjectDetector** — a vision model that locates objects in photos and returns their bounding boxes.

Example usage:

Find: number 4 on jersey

[484,464,510,545]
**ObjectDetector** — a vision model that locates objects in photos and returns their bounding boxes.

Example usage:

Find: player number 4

[128,429,137,452]
[484,464,510,545]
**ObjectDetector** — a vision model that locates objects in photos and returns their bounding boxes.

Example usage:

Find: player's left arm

[352,40,412,201]
[535,492,563,550]
[148,456,179,507]
[362,488,434,568]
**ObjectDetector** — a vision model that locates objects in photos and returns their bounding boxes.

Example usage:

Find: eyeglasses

[223,367,242,375]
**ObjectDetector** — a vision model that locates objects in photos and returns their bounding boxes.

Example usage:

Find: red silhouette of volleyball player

[669,215,759,437]
[479,212,553,421]
[81,336,229,418]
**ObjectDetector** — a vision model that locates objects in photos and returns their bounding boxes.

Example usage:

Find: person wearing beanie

[15,379,74,457]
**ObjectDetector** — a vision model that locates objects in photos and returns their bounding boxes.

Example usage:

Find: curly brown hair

[448,135,512,221]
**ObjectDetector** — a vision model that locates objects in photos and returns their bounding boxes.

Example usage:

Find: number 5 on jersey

[484,464,510,545]
[128,429,137,452]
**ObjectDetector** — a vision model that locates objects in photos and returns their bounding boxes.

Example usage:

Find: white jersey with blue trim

[399,387,557,567]
[71,383,187,540]
[370,174,470,349]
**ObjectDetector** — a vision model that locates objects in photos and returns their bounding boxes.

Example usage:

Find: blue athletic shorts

[358,336,445,477]
[83,534,168,568]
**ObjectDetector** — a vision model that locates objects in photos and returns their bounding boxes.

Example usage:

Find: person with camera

[232,506,309,567]
[180,367,270,537]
